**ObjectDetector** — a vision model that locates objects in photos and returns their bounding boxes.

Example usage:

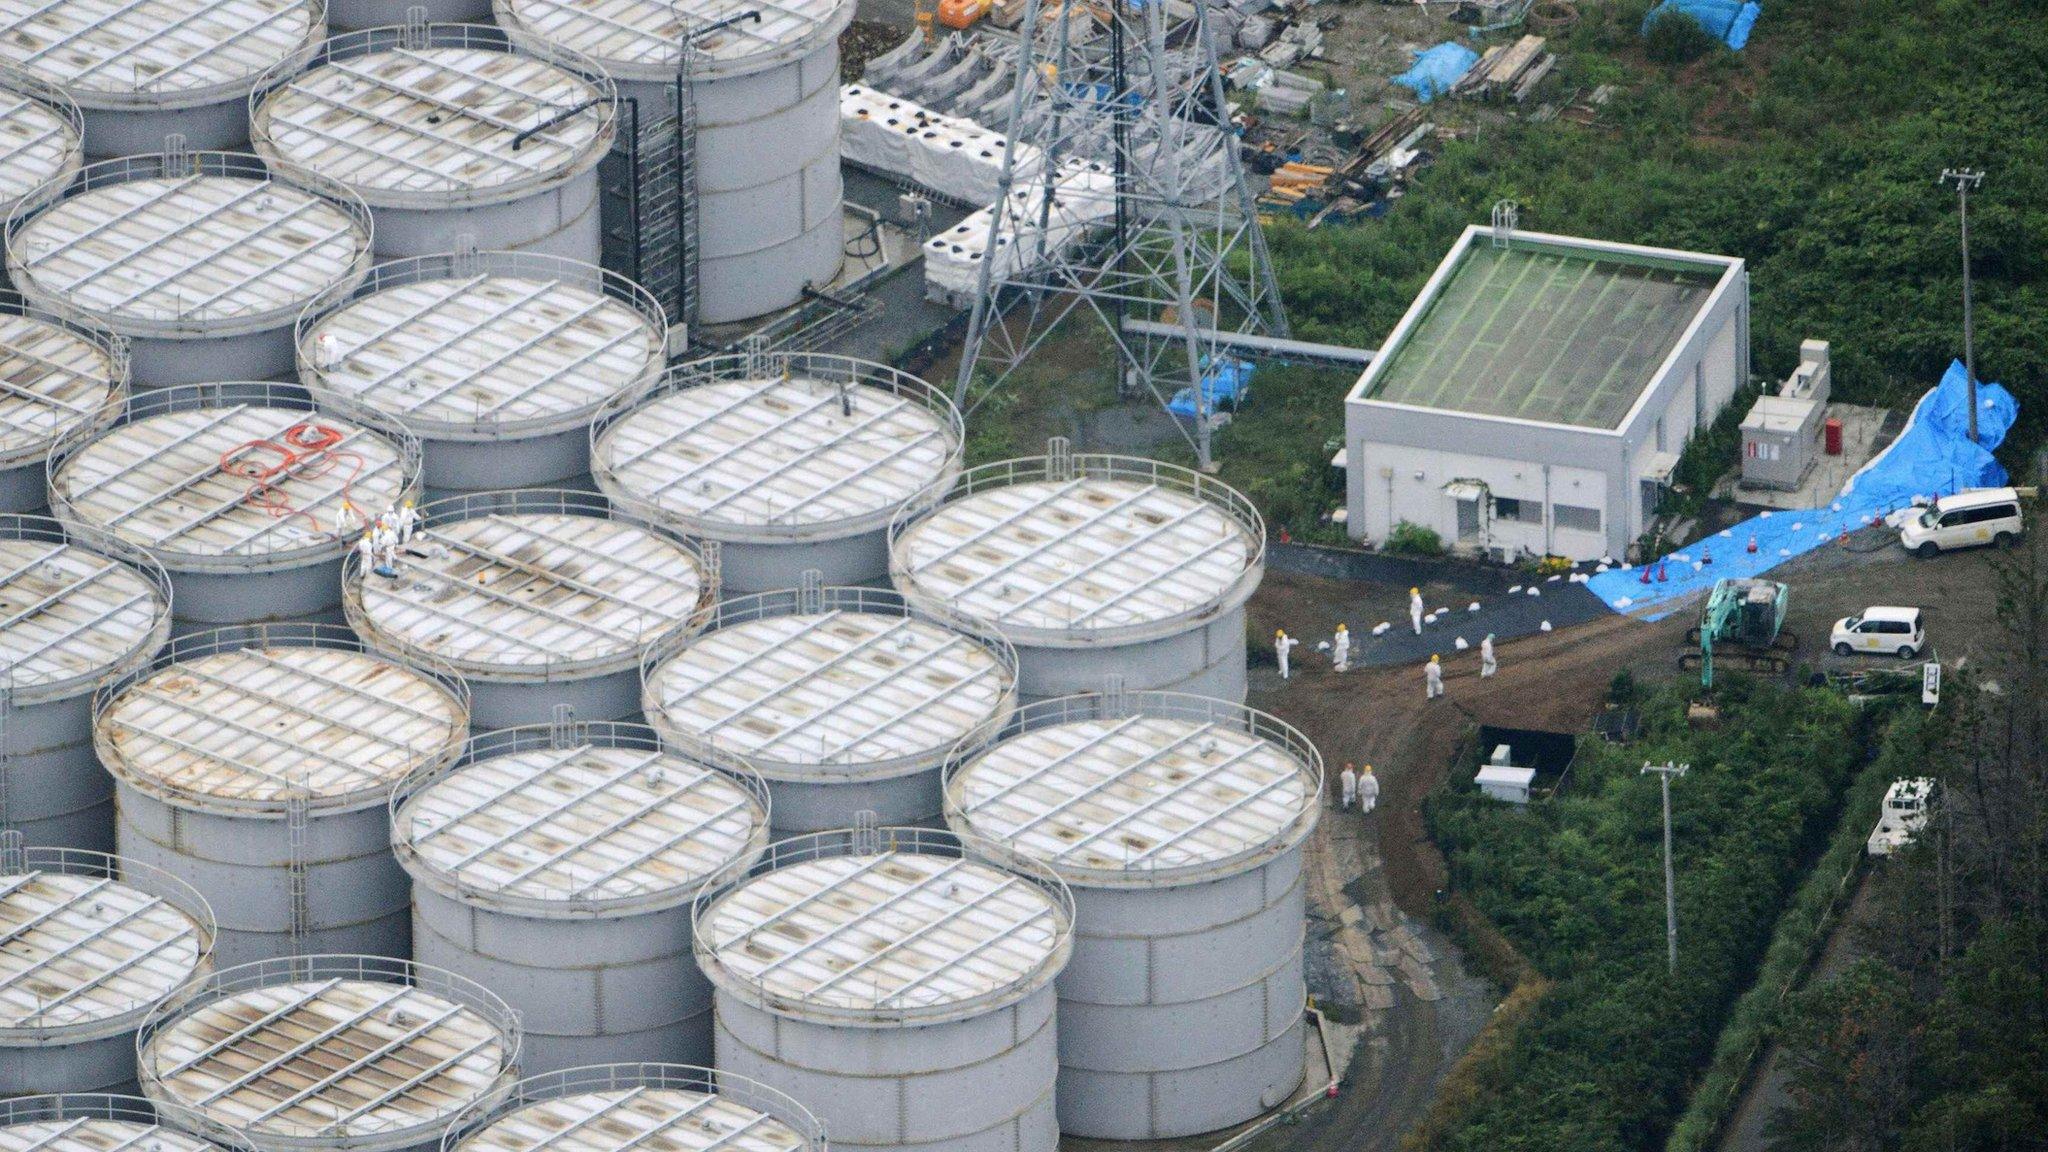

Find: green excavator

[1680,578,1796,686]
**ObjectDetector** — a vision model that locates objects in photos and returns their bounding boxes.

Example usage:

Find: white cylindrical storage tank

[4,151,374,389]
[945,692,1322,1139]
[643,579,1015,837]
[593,351,963,596]
[252,24,618,264]
[297,250,668,502]
[0,0,323,158]
[137,956,521,1152]
[0,515,170,852]
[346,489,714,731]
[329,0,489,32]
[48,382,422,634]
[696,828,1074,1152]
[0,842,216,1095]
[0,72,84,267]
[94,624,471,967]
[493,0,850,324]
[439,1064,824,1152]
[890,441,1266,704]
[0,1095,234,1152]
[390,722,771,1073]
[0,295,126,514]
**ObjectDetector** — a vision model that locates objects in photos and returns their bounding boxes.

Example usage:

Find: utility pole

[1642,761,1689,974]
[1939,168,1984,442]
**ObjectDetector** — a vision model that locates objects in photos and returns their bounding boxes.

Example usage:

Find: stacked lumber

[1449,34,1555,101]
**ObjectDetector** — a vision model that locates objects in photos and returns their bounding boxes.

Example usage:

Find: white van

[1900,487,2024,556]
[1831,606,1926,658]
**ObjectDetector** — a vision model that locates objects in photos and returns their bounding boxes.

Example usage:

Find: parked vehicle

[1899,486,2024,557]
[1868,777,1938,857]
[1831,606,1926,658]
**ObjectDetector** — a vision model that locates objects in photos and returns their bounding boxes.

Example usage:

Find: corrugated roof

[648,610,1009,774]
[457,1088,809,1152]
[51,403,406,561]
[700,850,1062,1015]
[0,870,206,1033]
[305,271,660,435]
[398,744,762,905]
[596,376,956,534]
[354,512,702,672]
[497,0,850,76]
[256,45,610,201]
[143,977,510,1140]
[0,0,318,101]
[0,1117,215,1152]
[101,644,467,808]
[0,88,78,209]
[948,715,1316,881]
[0,537,162,691]
[894,477,1255,633]
[12,173,366,328]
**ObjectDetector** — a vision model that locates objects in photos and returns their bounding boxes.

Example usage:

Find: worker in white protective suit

[1339,763,1358,809]
[1425,654,1444,699]
[1332,623,1351,672]
[394,499,419,545]
[355,530,378,573]
[1409,587,1425,634]
[1274,629,1300,679]
[336,500,363,540]
[373,523,399,574]
[1480,633,1497,678]
[1358,764,1380,814]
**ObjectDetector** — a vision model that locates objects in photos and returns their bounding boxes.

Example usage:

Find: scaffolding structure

[951,0,1288,469]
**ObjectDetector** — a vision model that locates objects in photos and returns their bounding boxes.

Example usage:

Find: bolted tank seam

[1059,928,1306,1013]
[1065,864,1305,942]
[718,993,1056,1080]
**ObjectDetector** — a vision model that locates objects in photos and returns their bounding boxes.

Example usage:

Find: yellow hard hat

[1363,764,1374,774]
[1337,623,1347,631]
[1430,654,1440,663]
[1410,587,1420,596]
[403,499,414,508]
[1275,628,1286,637]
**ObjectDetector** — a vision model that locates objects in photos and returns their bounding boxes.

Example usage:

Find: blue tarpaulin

[1391,43,1479,104]
[1589,360,2019,619]
[1168,357,1255,418]
[1642,0,1763,49]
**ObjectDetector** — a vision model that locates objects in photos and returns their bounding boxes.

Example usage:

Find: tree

[1769,960,1924,1152]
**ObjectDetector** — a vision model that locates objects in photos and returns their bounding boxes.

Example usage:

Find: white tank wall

[366,173,603,264]
[328,0,491,31]
[693,45,846,324]
[112,785,411,968]
[411,886,711,1073]
[1052,849,1308,1138]
[77,102,255,163]
[123,325,301,390]
[707,534,889,599]
[418,426,596,505]
[1010,608,1249,704]
[0,1030,146,1094]
[712,983,1060,1152]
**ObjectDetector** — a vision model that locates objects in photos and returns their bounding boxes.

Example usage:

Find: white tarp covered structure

[841,84,1039,205]
[924,159,1116,302]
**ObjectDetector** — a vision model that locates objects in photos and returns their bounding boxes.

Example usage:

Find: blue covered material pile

[1589,360,2019,620]
[1642,0,1763,49]
[1391,43,1479,103]
[1169,357,1254,418]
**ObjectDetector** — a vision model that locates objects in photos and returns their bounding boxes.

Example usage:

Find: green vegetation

[1386,520,1447,556]
[1643,12,1722,66]
[1254,0,2046,529]
[1419,678,1865,1152]
[1767,534,2047,1152]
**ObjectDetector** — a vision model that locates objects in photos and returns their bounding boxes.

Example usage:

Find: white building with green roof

[1344,225,1748,562]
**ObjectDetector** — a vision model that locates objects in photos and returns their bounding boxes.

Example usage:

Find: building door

[1456,498,1482,541]
[1641,479,1662,528]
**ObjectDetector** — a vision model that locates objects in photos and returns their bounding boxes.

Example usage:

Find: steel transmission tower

[951,0,1289,469]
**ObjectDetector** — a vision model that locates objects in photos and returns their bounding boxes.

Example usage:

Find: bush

[1386,520,1446,556]
[1644,11,1720,65]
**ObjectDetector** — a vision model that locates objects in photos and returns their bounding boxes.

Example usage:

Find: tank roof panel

[306,274,660,434]
[50,405,406,562]
[895,478,1255,633]
[498,0,852,75]
[0,870,205,1034]
[0,313,118,465]
[648,611,1009,772]
[597,377,955,533]
[702,850,1061,1015]
[0,1118,216,1152]
[11,175,366,327]
[102,645,467,808]
[355,512,702,673]
[949,715,1317,880]
[400,745,762,904]
[0,91,78,209]
[257,47,609,199]
[0,0,317,102]
[459,1087,808,1152]
[143,977,509,1141]
[0,538,162,692]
